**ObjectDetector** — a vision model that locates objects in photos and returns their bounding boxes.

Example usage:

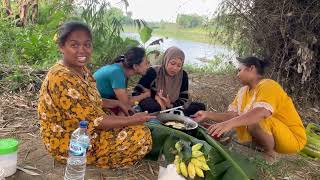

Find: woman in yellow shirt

[38,21,155,168]
[193,56,306,161]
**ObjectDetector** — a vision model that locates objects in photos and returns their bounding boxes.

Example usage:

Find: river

[121,32,235,66]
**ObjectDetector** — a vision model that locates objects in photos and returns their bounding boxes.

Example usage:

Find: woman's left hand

[207,120,235,138]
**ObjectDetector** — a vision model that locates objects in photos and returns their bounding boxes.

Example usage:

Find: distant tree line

[176,14,204,28]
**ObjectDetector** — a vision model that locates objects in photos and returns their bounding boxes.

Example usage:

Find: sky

[109,0,221,22]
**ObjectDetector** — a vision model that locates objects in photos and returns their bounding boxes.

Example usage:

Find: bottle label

[69,140,86,156]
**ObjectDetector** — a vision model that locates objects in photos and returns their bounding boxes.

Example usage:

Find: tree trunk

[31,0,38,23]
[2,0,13,16]
[18,0,30,26]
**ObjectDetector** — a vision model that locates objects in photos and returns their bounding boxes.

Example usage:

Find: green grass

[124,23,217,44]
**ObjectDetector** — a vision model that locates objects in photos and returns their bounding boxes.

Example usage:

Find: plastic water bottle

[132,101,142,113]
[64,120,90,180]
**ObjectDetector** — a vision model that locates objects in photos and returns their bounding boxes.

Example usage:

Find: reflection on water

[121,32,236,66]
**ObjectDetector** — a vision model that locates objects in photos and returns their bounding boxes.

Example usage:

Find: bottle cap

[0,138,19,155]
[79,120,88,128]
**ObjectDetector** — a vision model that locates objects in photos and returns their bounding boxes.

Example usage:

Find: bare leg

[247,124,276,162]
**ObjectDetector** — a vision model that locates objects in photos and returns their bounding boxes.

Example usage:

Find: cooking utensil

[149,100,192,116]
[157,110,198,130]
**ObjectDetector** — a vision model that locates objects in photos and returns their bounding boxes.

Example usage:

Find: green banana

[301,146,320,158]
[175,141,183,152]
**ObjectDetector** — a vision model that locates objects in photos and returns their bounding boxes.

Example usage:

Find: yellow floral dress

[38,62,152,168]
[228,79,306,153]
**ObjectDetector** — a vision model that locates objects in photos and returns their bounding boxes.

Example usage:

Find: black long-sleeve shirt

[132,67,189,107]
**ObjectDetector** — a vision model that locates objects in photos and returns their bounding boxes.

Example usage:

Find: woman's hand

[155,95,166,110]
[117,102,133,116]
[192,110,209,122]
[132,111,156,123]
[158,89,172,108]
[207,120,235,137]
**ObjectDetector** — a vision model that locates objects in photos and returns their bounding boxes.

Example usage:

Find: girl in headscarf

[132,46,205,116]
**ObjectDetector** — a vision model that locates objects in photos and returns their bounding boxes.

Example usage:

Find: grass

[124,23,217,44]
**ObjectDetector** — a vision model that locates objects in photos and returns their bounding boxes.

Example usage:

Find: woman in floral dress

[38,21,155,168]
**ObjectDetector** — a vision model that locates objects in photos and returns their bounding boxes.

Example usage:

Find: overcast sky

[109,0,221,22]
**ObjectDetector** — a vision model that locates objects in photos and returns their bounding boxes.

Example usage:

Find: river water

[121,32,236,66]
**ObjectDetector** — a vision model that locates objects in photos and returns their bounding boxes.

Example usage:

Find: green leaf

[139,26,152,44]
[144,126,169,160]
[162,135,179,163]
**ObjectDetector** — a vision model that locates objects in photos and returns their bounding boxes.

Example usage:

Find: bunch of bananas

[300,123,320,158]
[174,142,210,179]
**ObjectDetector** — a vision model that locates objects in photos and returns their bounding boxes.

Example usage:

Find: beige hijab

[153,46,185,103]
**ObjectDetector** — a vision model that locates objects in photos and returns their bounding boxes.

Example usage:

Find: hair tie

[120,55,126,62]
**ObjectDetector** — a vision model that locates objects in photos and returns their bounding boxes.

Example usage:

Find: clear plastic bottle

[64,121,90,180]
[132,101,142,113]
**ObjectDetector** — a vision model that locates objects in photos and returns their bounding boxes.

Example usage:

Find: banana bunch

[174,142,210,179]
[300,123,320,158]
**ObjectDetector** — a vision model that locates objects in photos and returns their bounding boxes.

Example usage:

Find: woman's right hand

[117,101,132,116]
[192,110,209,122]
[155,95,166,110]
[132,111,156,123]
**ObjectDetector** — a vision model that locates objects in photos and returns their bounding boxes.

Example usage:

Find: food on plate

[164,121,186,129]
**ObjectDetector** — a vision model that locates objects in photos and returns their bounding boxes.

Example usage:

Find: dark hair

[237,56,270,75]
[114,47,146,69]
[139,97,161,113]
[57,21,92,46]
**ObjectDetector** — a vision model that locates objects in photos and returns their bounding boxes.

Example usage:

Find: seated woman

[132,46,205,116]
[193,56,306,161]
[38,21,155,168]
[93,47,151,115]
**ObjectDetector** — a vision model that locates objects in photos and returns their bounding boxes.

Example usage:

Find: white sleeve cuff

[253,102,274,113]
[228,105,237,113]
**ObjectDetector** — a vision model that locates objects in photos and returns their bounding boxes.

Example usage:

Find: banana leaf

[145,122,257,180]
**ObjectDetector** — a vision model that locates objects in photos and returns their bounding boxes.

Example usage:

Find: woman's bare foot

[263,150,277,164]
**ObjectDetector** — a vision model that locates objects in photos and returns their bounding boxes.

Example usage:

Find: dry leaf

[17,166,40,176]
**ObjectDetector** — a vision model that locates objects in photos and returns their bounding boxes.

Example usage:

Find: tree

[212,0,320,105]
[105,7,133,25]
[176,14,204,28]
[2,0,13,16]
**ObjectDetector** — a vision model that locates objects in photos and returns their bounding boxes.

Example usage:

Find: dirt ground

[1,73,319,180]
